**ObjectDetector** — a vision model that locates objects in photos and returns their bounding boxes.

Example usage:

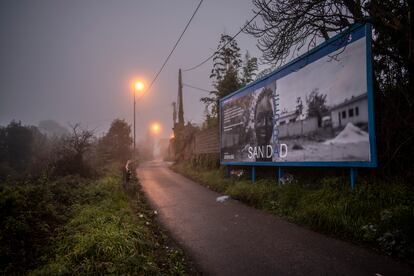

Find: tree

[255,66,275,80]
[241,51,258,85]
[210,34,242,85]
[202,35,258,119]
[201,34,243,118]
[3,121,34,171]
[295,96,304,117]
[245,1,412,81]
[98,119,132,164]
[202,67,242,116]
[245,0,413,112]
[67,124,94,166]
[0,126,6,164]
[306,89,328,127]
[54,123,94,176]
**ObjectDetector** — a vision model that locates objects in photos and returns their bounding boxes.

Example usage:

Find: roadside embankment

[1,167,193,275]
[172,162,414,262]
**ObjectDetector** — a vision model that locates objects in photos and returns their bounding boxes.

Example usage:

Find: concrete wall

[278,117,318,138]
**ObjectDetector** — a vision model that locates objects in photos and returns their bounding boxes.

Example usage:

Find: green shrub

[227,180,274,208]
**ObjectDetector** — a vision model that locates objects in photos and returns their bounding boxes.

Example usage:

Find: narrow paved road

[138,160,413,276]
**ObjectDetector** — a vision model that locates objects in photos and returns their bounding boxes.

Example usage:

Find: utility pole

[172,102,177,125]
[133,88,136,161]
[178,68,184,127]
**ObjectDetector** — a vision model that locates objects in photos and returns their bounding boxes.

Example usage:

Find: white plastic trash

[216,195,230,203]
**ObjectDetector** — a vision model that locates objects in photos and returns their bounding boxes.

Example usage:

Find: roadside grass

[1,167,192,275]
[31,172,191,275]
[0,175,86,274]
[172,162,414,261]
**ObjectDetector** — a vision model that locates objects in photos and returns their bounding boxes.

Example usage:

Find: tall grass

[0,169,190,274]
[0,175,85,274]
[172,162,414,261]
[31,174,189,275]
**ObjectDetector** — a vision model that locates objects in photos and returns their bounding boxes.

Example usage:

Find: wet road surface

[138,160,413,276]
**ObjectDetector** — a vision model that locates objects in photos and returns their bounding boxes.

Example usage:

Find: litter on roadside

[216,195,230,203]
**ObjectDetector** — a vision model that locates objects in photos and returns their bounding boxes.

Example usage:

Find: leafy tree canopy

[98,119,132,163]
[202,34,258,119]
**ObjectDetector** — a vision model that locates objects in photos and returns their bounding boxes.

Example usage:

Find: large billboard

[220,24,377,167]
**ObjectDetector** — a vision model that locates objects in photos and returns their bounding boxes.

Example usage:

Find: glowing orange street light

[151,123,161,134]
[135,81,144,92]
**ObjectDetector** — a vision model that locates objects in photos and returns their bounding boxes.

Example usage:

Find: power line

[140,0,204,99]
[182,0,271,72]
[183,83,211,93]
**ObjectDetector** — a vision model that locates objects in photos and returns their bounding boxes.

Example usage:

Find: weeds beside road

[172,162,414,262]
[1,167,191,275]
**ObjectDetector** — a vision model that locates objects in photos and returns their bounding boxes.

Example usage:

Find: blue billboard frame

[219,23,377,168]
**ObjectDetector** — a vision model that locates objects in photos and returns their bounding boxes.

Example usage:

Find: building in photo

[330,93,368,128]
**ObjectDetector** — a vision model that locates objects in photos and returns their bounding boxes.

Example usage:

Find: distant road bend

[138,160,414,276]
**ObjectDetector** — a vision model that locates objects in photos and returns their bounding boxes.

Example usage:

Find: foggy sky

[0,0,260,141]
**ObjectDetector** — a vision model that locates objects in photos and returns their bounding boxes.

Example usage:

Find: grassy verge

[1,169,193,275]
[172,162,414,262]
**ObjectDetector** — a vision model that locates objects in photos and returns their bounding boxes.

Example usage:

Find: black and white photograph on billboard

[221,28,372,164]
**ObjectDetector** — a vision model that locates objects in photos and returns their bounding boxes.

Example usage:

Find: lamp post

[133,81,144,162]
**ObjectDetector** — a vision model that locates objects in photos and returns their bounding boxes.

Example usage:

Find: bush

[0,175,85,274]
[227,180,275,208]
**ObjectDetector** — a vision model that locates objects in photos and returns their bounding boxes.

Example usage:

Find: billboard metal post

[251,166,256,183]
[277,167,284,184]
[350,168,358,189]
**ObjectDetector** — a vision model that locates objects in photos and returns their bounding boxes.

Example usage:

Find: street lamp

[133,81,144,161]
[151,123,161,134]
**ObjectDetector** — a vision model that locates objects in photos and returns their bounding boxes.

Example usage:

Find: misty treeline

[0,118,133,273]
[199,0,413,177]
[0,119,133,179]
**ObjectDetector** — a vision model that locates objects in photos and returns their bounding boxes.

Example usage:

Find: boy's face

[255,95,273,146]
